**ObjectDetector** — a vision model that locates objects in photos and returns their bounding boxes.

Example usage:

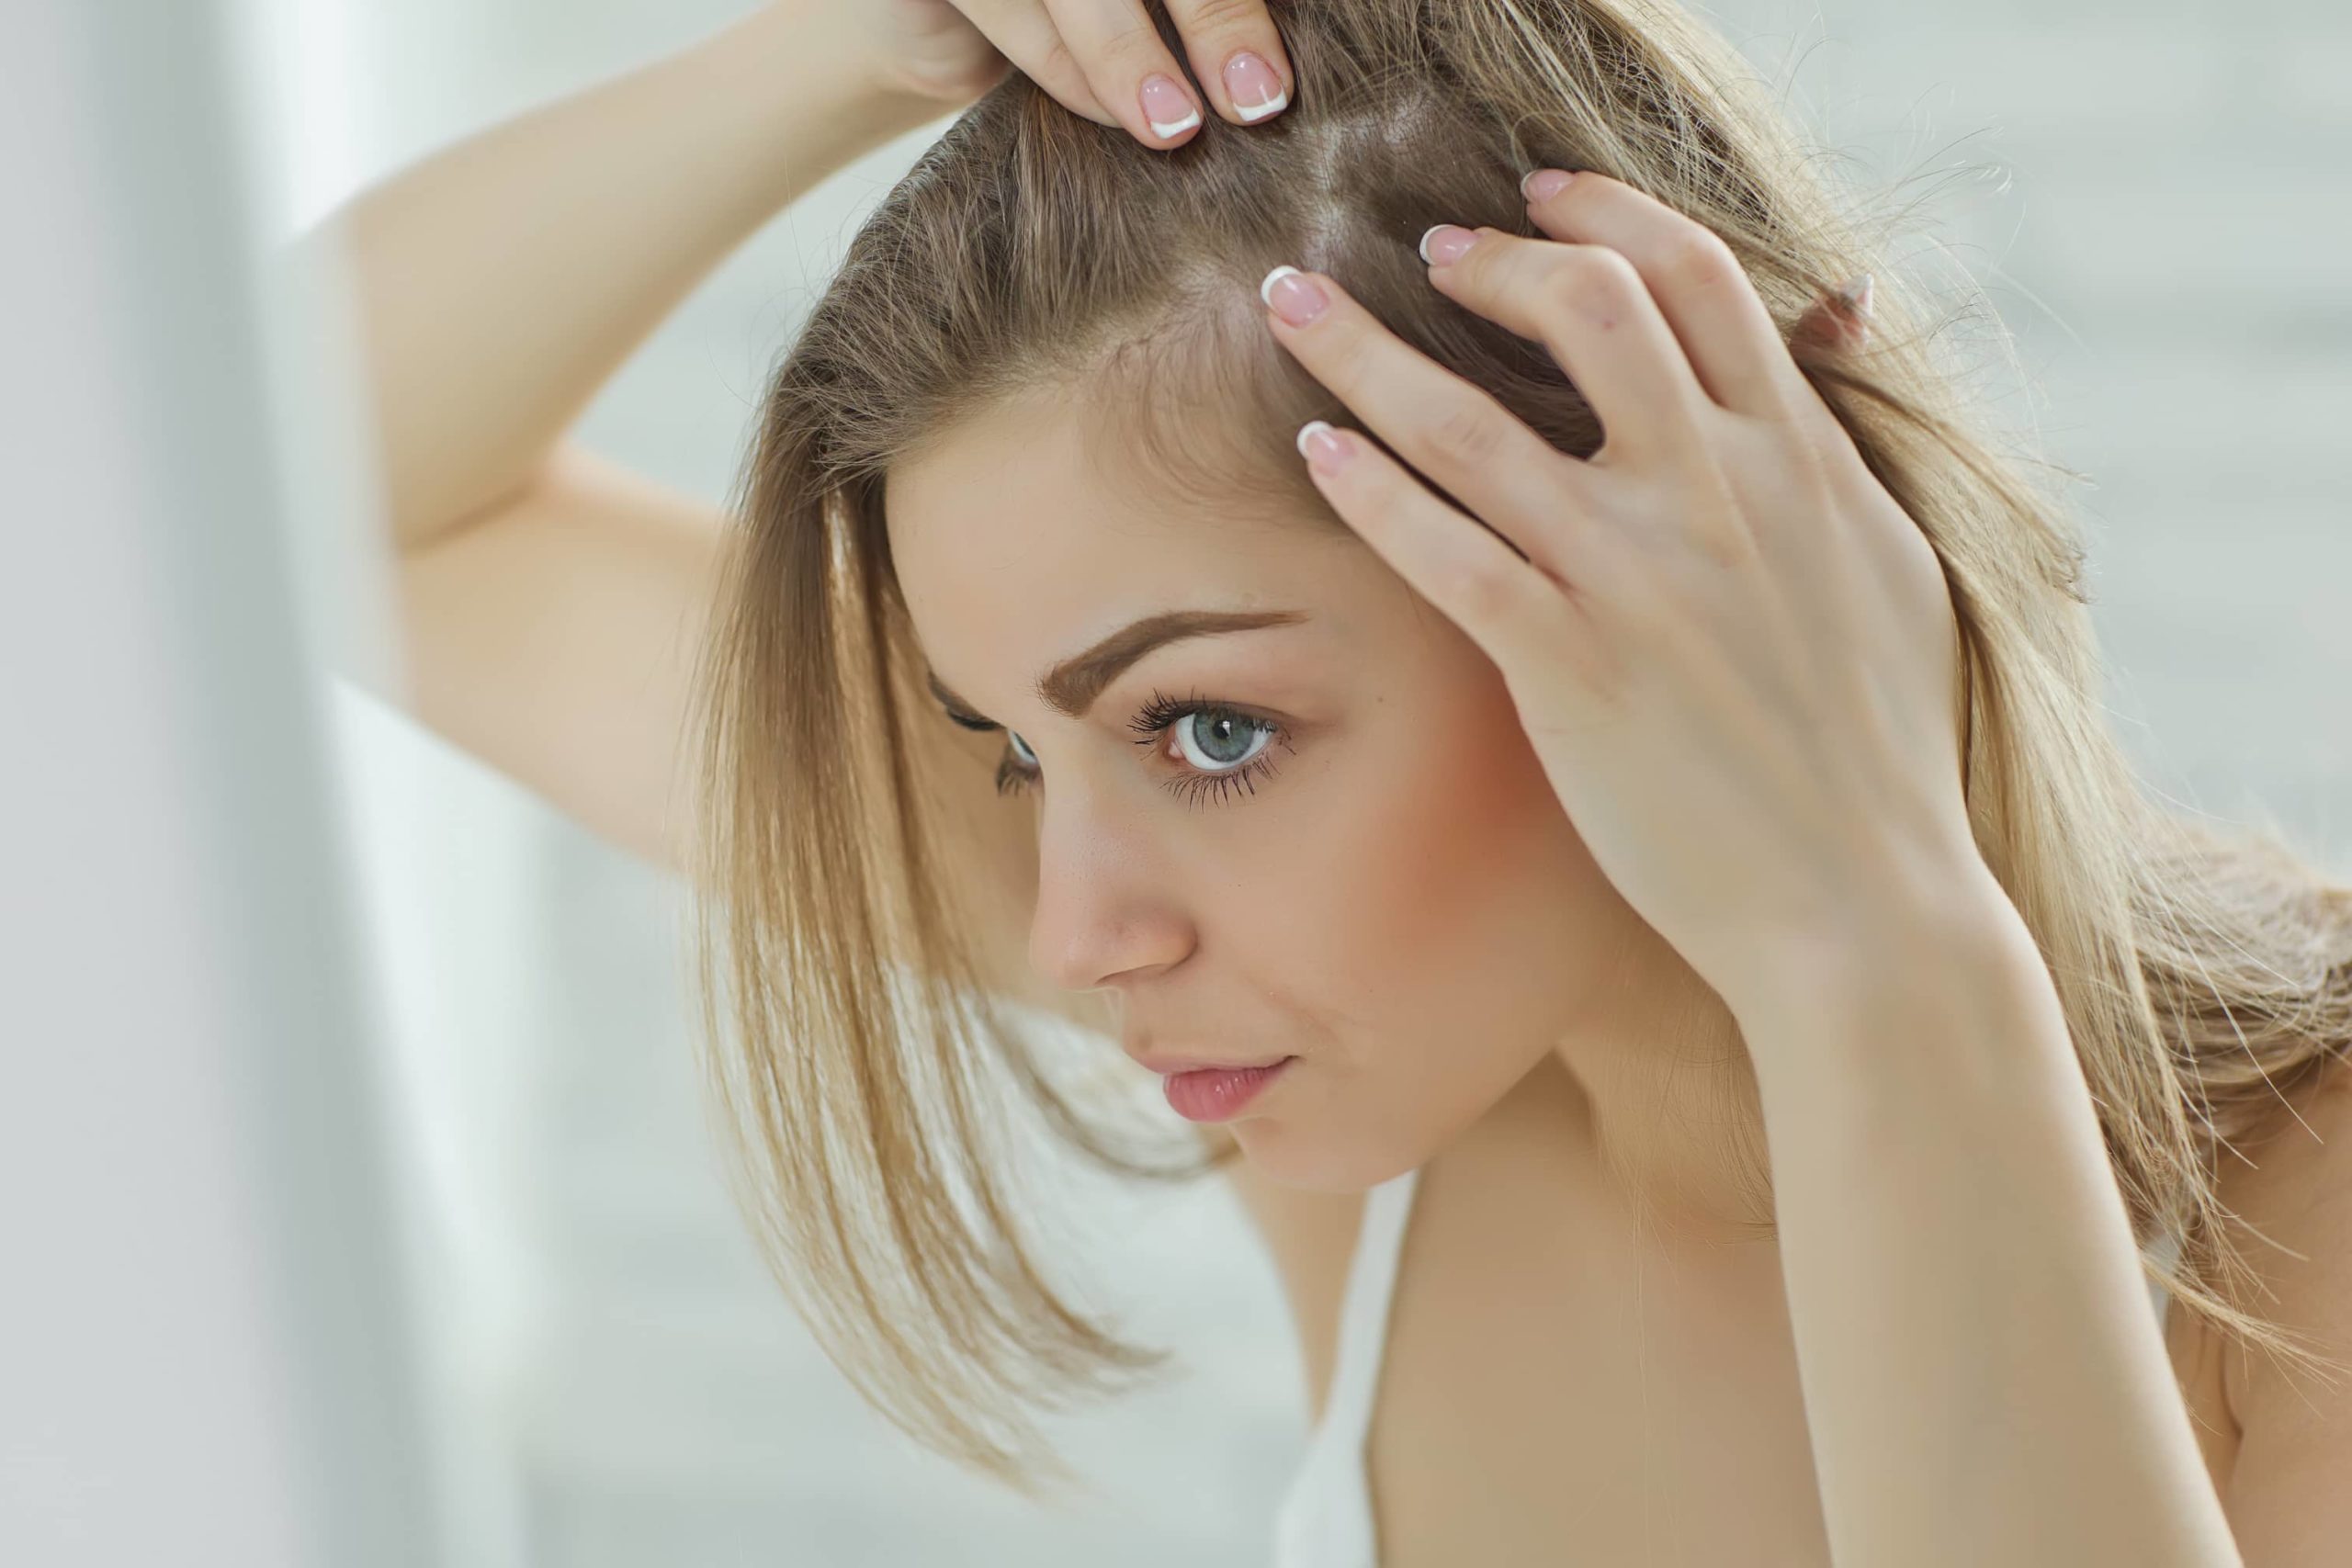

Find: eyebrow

[924,608,1310,725]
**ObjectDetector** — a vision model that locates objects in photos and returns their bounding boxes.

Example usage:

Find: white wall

[1,3,443,1564]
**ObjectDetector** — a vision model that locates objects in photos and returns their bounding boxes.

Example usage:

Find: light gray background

[245,1,2350,1563]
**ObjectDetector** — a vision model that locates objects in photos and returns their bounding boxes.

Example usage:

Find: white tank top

[1267,1164,1422,1568]
[1265,1164,2184,1567]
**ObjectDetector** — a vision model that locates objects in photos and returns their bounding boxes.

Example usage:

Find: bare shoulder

[1205,1128,1369,1426]
[2212,1054,2352,1347]
[2208,1049,2352,1551]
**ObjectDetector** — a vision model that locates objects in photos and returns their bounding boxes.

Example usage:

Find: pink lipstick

[1161,1057,1297,1122]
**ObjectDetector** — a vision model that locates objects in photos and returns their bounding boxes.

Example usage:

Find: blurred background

[8,0,2346,1564]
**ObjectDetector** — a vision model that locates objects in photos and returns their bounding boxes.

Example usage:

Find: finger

[1042,0,1209,144]
[1165,0,1292,124]
[955,0,1120,126]
[1791,273,1873,355]
[1291,418,1596,690]
[1413,226,1717,468]
[1517,169,1814,423]
[1258,263,1604,573]
[1789,298,1854,354]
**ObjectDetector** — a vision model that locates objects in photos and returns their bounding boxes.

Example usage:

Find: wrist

[1731,859,2041,1057]
[690,2,953,192]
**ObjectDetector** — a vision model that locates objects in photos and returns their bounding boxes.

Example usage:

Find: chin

[1226,1122,1415,1195]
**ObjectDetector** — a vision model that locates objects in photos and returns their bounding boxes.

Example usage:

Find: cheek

[1270,675,1602,1035]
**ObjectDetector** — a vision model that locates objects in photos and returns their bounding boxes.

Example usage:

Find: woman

[329,0,2352,1560]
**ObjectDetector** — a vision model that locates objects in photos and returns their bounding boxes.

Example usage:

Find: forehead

[884,383,1365,692]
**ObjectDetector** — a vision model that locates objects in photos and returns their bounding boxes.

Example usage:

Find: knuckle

[1805,419,1861,479]
[1419,396,1507,470]
[1442,551,1536,626]
[1539,247,1641,322]
[1096,17,1172,70]
[1037,35,1088,87]
[1661,225,1739,292]
[1815,404,1867,465]
[1177,0,1267,37]
[1781,400,1864,482]
[1320,322,1379,386]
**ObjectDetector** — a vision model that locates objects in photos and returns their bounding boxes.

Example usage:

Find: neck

[1486,953,1778,1247]
[1556,995,1777,1246]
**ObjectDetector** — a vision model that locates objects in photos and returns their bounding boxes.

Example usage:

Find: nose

[1024,787,1192,995]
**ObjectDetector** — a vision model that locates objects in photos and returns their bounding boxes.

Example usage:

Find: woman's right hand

[852,0,1295,148]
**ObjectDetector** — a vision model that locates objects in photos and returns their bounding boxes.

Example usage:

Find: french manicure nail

[1260,265,1329,326]
[1521,168,1577,203]
[1418,224,1481,265]
[1296,420,1350,471]
[1224,51,1288,121]
[1140,74,1202,138]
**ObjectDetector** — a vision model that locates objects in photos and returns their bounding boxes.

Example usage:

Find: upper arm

[2214,1057,2352,1562]
[390,442,725,875]
[384,440,1070,1020]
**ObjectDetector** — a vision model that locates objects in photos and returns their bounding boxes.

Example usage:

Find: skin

[876,365,2270,1564]
[884,377,1773,1232]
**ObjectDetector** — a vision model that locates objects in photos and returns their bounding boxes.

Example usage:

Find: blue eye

[990,687,1291,809]
[1167,709,1275,773]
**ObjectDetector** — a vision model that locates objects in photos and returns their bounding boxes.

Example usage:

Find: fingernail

[1521,168,1577,203]
[1140,74,1202,138]
[1259,265,1329,326]
[1224,51,1288,122]
[1835,272,1874,318]
[1295,420,1351,472]
[1418,224,1481,266]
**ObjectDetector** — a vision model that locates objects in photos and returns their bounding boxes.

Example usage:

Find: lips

[1129,1051,1295,1077]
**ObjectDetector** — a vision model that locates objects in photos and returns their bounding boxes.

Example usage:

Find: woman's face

[885,382,1657,1191]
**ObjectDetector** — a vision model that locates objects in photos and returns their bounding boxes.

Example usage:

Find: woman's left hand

[1259,169,1988,1022]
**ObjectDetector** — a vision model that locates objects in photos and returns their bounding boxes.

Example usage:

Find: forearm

[1742,884,2240,1566]
[310,1,943,552]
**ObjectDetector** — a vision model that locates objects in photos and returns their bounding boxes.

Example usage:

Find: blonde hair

[685,0,2352,1498]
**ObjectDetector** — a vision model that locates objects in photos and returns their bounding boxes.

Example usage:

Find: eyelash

[989,686,1292,809]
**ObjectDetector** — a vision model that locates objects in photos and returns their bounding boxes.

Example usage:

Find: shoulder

[2212,1053,2352,1330]
[2209,1050,2352,1549]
